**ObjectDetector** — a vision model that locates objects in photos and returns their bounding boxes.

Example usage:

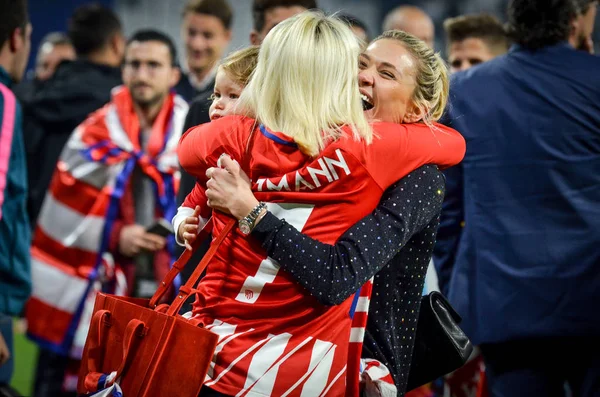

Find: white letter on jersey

[266,175,291,191]
[295,171,315,191]
[306,158,334,188]
[324,149,351,180]
[256,178,266,192]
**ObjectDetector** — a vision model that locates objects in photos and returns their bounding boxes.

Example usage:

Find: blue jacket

[434,44,600,345]
[0,66,31,316]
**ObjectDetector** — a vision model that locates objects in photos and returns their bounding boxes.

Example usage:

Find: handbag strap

[149,218,214,308]
[115,319,146,380]
[152,121,256,314]
[86,309,112,373]
[166,218,236,316]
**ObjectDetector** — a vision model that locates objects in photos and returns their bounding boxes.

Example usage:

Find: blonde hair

[374,30,449,124]
[220,46,260,87]
[239,11,372,156]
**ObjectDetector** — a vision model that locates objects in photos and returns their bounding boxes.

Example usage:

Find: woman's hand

[178,205,202,251]
[206,155,259,220]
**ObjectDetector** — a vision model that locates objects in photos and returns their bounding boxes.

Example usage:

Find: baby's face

[209,69,244,121]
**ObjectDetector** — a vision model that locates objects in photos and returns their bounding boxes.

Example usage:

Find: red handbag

[77,217,235,397]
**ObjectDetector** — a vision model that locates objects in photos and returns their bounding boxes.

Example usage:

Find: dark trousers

[198,386,231,397]
[0,315,13,385]
[33,349,76,397]
[481,337,600,397]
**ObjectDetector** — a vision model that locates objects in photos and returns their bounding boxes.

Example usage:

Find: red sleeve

[367,122,466,190]
[177,115,251,182]
[182,181,211,219]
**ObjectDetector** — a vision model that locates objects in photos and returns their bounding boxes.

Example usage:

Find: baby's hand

[178,206,202,251]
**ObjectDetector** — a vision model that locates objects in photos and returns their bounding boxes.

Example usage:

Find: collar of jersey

[259,124,298,148]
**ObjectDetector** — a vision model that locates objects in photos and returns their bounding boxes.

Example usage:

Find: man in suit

[435,0,600,395]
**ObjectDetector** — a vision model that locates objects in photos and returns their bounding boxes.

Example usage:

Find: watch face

[239,221,251,235]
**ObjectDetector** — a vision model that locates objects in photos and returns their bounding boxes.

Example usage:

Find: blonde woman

[178,13,464,397]
[195,30,456,396]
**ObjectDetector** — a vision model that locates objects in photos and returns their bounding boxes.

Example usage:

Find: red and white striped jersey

[178,116,464,396]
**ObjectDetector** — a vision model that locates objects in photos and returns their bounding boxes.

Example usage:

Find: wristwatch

[239,202,267,235]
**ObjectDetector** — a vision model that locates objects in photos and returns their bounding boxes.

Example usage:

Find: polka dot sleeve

[252,164,446,305]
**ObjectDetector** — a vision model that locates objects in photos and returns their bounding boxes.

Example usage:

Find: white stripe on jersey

[280,340,334,397]
[236,333,292,397]
[205,335,274,387]
[236,203,315,305]
[266,203,314,232]
[205,320,250,379]
[238,337,314,397]
[318,365,347,397]
[298,341,336,397]
[236,258,280,304]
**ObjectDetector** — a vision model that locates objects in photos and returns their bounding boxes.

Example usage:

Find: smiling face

[358,39,419,124]
[182,12,231,77]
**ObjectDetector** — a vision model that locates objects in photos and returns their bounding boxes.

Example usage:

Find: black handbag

[406,291,474,391]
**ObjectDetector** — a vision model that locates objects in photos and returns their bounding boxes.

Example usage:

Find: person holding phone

[26,30,188,397]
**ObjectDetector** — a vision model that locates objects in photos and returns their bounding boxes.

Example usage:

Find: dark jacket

[435,43,600,345]
[23,59,121,227]
[0,66,31,316]
[13,78,42,106]
[174,72,214,104]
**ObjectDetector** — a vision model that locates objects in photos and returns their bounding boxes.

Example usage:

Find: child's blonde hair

[220,45,260,87]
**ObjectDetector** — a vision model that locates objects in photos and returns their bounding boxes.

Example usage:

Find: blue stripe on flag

[348,288,361,319]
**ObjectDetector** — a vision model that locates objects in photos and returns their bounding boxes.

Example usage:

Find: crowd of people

[0,0,597,396]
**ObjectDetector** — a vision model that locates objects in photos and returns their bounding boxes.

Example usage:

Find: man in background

[434,13,510,296]
[14,32,75,103]
[28,29,187,397]
[426,13,510,397]
[175,0,232,102]
[339,13,369,43]
[436,0,600,395]
[444,14,509,73]
[33,32,75,82]
[382,5,435,48]
[0,0,31,394]
[23,4,125,228]
[250,0,317,45]
[572,0,598,52]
